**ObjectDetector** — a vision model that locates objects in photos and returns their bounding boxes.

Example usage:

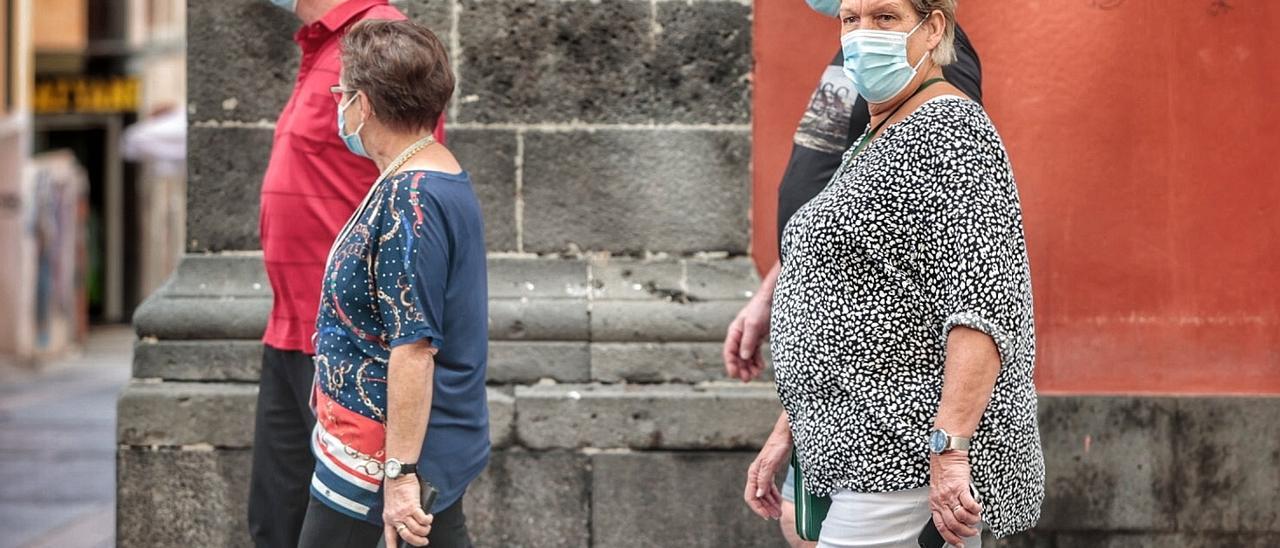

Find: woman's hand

[744,424,792,520]
[928,452,982,546]
[382,475,433,547]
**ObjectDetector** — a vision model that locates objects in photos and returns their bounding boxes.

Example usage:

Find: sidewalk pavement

[0,325,133,548]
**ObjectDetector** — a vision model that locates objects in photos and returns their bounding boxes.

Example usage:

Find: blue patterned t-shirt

[309,169,489,524]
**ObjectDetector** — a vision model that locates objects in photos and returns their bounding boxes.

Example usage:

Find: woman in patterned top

[297,20,489,548]
[755,1,1044,546]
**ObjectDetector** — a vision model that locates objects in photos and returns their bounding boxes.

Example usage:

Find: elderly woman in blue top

[297,20,488,548]
[753,0,1045,547]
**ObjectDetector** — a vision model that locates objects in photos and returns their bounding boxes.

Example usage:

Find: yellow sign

[33,77,139,114]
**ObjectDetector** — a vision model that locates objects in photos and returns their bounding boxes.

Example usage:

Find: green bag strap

[792,449,831,542]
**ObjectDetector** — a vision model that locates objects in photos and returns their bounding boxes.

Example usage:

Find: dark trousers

[298,495,472,548]
[248,345,318,548]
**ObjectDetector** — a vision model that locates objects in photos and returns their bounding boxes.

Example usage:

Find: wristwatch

[928,428,971,454]
[384,458,417,479]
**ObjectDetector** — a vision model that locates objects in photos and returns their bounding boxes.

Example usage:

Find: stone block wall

[122,0,770,545]
[118,0,1280,546]
[120,254,786,547]
[183,0,751,255]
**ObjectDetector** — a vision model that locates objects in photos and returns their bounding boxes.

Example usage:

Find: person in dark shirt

[724,5,983,547]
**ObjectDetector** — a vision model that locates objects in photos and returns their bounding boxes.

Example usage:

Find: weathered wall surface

[124,0,769,546]
[117,0,1280,546]
[753,0,1280,395]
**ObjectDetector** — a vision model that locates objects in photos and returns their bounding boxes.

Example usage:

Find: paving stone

[651,0,752,124]
[116,448,252,548]
[590,452,777,548]
[514,383,780,450]
[487,257,590,299]
[488,298,589,340]
[465,450,590,548]
[1035,396,1177,531]
[0,454,116,502]
[118,382,258,447]
[1174,397,1280,532]
[0,424,116,460]
[488,341,590,384]
[449,128,519,251]
[133,339,263,382]
[186,126,273,251]
[0,502,107,548]
[591,300,743,342]
[187,0,297,123]
[591,341,772,384]
[522,129,750,254]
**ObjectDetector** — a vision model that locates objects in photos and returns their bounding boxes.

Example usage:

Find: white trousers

[817,487,982,548]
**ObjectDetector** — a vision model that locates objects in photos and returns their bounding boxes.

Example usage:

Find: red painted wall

[752,0,1280,394]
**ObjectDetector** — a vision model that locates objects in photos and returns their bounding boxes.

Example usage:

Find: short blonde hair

[910,0,957,66]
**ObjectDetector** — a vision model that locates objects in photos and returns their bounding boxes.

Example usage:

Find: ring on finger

[952,504,964,514]
[396,523,408,532]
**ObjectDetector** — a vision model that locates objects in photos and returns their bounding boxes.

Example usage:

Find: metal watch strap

[930,428,972,454]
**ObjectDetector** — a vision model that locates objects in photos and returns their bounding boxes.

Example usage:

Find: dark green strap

[847,77,948,159]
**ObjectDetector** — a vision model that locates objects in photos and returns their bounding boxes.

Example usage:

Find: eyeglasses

[330,85,357,104]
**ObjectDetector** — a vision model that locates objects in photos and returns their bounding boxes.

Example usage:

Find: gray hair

[909,0,958,66]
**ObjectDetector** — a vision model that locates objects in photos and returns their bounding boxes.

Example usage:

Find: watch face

[929,430,948,453]
[385,460,401,478]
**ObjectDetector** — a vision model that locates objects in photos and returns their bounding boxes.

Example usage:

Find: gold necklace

[378,134,436,181]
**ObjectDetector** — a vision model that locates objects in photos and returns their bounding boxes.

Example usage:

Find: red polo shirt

[259,0,445,354]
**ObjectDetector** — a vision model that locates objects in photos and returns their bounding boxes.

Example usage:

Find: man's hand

[382,475,432,547]
[928,452,982,546]
[744,425,792,520]
[723,262,779,383]
[723,292,771,382]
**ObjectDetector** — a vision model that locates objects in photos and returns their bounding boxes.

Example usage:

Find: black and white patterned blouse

[770,97,1044,538]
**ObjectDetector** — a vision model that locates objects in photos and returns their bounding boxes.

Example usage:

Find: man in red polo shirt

[249,1,445,546]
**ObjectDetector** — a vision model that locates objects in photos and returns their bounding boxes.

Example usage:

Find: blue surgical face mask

[268,0,297,11]
[805,0,841,18]
[337,93,370,159]
[840,17,931,103]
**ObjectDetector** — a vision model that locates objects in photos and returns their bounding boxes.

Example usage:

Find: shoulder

[915,98,994,135]
[361,4,407,21]
[384,171,477,214]
[909,99,1004,158]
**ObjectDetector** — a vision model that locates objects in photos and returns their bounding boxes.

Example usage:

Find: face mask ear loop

[910,47,933,74]
[905,14,935,73]
[340,93,365,137]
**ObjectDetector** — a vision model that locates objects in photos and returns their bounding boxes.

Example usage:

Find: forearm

[385,341,436,465]
[757,261,781,303]
[933,326,1001,438]
[768,410,792,446]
